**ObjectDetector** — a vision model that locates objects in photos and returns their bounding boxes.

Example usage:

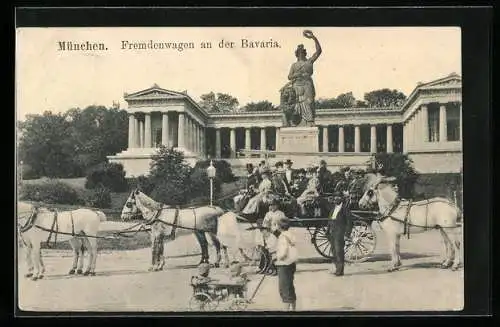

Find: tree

[199,92,239,113]
[363,89,407,108]
[335,92,357,108]
[315,92,358,109]
[241,100,277,112]
[18,111,79,178]
[148,146,193,205]
[68,105,128,172]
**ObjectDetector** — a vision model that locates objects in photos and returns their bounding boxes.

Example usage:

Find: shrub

[127,175,155,194]
[21,164,40,180]
[188,167,222,204]
[85,162,128,192]
[82,186,112,208]
[19,179,84,205]
[193,159,237,183]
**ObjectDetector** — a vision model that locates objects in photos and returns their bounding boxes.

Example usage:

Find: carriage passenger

[234,163,260,212]
[291,168,308,197]
[272,161,293,197]
[241,170,273,215]
[296,167,320,216]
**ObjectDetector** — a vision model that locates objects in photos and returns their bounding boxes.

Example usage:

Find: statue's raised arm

[303,30,322,63]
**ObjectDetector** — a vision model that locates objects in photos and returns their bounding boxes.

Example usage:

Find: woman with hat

[242,168,273,215]
[273,216,298,311]
[296,166,320,216]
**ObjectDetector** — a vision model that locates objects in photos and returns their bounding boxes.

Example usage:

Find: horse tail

[95,211,107,222]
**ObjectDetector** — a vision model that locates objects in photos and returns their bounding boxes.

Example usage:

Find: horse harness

[19,207,85,248]
[377,196,435,239]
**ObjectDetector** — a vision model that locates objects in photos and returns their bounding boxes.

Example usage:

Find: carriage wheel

[229,297,249,311]
[240,245,270,274]
[189,292,217,311]
[344,220,377,263]
[312,226,334,259]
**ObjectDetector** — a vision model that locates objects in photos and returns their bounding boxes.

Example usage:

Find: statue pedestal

[278,126,319,153]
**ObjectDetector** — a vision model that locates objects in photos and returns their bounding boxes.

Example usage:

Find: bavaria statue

[280,30,322,127]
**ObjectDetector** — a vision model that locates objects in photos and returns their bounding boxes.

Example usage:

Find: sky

[16,27,461,120]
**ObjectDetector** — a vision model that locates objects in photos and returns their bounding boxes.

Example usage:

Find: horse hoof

[76,269,83,275]
[24,273,33,278]
[68,269,76,275]
[440,262,452,269]
[451,265,460,271]
[31,276,38,281]
[388,267,400,272]
[83,271,91,276]
[214,263,220,268]
[38,275,44,279]
[89,272,96,276]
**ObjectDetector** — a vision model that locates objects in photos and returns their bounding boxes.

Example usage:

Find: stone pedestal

[278,126,319,153]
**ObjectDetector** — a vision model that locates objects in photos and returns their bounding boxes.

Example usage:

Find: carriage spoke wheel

[189,292,217,311]
[344,220,377,263]
[240,245,270,274]
[312,226,334,259]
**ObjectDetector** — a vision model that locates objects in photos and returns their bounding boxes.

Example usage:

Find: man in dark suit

[317,160,332,194]
[272,161,293,196]
[327,191,350,276]
[283,159,296,186]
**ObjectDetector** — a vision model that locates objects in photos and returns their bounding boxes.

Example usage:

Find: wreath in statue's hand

[303,30,314,38]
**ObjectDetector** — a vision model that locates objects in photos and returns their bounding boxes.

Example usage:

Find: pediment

[124,86,187,100]
[419,74,462,90]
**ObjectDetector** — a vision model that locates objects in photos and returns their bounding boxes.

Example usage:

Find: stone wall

[409,152,462,174]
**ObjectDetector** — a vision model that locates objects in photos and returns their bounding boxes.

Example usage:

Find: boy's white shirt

[275,230,298,265]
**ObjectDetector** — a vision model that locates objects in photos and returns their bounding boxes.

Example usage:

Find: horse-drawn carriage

[233,187,379,266]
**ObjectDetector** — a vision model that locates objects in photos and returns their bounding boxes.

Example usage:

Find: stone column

[193,120,197,152]
[128,114,135,149]
[200,127,206,158]
[421,105,429,143]
[230,128,236,158]
[144,113,152,148]
[370,125,377,154]
[134,116,140,148]
[322,125,329,152]
[162,113,169,147]
[403,122,407,153]
[188,117,193,151]
[184,117,189,150]
[354,125,360,152]
[338,126,345,153]
[215,128,221,158]
[275,128,280,151]
[177,113,185,148]
[245,128,251,154]
[386,124,393,153]
[260,128,267,157]
[439,104,447,142]
[459,104,462,141]
[139,120,144,148]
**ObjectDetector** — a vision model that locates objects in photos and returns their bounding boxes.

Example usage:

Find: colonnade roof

[124,73,462,123]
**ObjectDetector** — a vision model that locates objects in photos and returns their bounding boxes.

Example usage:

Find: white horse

[358,174,462,272]
[121,190,246,271]
[17,201,106,280]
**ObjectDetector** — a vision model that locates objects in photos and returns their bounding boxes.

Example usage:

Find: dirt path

[17,225,463,312]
